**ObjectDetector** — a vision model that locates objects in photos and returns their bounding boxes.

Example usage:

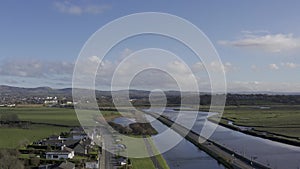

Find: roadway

[143,136,164,169]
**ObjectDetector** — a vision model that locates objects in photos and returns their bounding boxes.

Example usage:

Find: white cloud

[251,65,259,72]
[228,81,300,93]
[269,63,279,70]
[191,61,235,73]
[88,55,100,63]
[219,32,300,53]
[281,62,299,69]
[0,58,74,78]
[119,48,134,61]
[54,1,110,15]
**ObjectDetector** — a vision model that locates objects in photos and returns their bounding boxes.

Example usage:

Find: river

[147,108,300,169]
[147,115,225,169]
[113,115,224,169]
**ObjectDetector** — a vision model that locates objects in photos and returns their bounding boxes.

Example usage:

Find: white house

[85,161,99,169]
[44,96,58,105]
[45,147,74,160]
[45,151,74,160]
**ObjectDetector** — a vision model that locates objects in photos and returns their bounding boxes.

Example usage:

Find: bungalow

[85,161,99,169]
[45,147,74,160]
[45,151,74,160]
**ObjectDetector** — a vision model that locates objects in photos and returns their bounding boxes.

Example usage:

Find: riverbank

[110,116,170,169]
[146,111,270,169]
[209,105,300,147]
[209,116,300,147]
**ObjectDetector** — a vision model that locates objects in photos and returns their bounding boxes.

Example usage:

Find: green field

[0,107,79,126]
[120,136,169,169]
[0,125,69,148]
[131,158,155,169]
[0,107,170,168]
[0,107,120,148]
[217,105,300,143]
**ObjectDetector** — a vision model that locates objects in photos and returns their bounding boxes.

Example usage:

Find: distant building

[44,96,58,105]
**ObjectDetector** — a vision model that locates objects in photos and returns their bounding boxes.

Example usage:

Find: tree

[0,113,20,122]
[0,150,24,169]
[30,157,40,166]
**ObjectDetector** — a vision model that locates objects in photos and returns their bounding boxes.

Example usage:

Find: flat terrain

[0,107,79,126]
[0,125,69,148]
[0,107,120,148]
[129,137,169,169]
[218,105,300,144]
[0,107,170,169]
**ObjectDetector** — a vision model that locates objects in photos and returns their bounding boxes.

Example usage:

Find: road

[143,136,164,169]
[99,126,115,169]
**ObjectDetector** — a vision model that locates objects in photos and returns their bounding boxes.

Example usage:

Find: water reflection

[147,115,224,169]
[148,108,300,169]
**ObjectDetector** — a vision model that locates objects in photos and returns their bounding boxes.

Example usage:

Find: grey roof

[57,162,75,169]
[43,139,63,147]
[45,151,71,155]
[63,139,80,148]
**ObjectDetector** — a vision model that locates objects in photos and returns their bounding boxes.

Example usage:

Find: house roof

[73,143,86,153]
[62,146,73,153]
[63,139,80,148]
[81,138,92,146]
[43,139,63,146]
[57,162,75,169]
[45,151,71,155]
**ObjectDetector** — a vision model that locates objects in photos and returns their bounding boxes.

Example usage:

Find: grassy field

[0,107,77,148]
[217,105,300,143]
[0,107,79,126]
[0,107,121,148]
[0,106,170,168]
[131,158,156,169]
[130,150,169,169]
[0,124,69,148]
[148,138,170,169]
[120,136,169,169]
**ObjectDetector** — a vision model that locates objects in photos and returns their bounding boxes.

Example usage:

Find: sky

[1,0,300,92]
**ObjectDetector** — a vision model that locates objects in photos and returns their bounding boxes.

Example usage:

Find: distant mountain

[1,85,300,106]
[0,85,72,97]
[1,85,300,98]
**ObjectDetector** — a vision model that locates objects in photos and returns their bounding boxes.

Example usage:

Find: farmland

[215,105,300,145]
[0,107,121,148]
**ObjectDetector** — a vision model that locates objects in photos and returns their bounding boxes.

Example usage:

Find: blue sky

[1,0,300,92]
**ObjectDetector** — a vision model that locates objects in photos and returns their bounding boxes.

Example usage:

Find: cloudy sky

[1,0,300,92]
